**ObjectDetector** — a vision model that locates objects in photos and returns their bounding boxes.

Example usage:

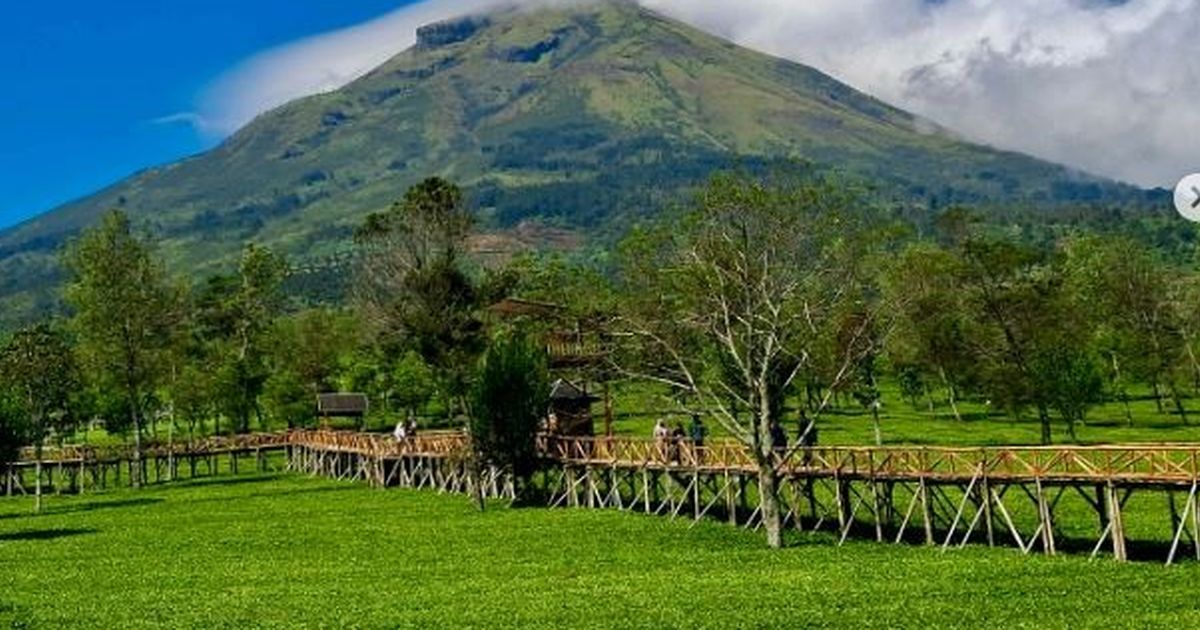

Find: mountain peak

[0,0,1143,328]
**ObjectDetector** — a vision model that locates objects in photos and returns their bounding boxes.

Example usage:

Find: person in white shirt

[653,419,670,461]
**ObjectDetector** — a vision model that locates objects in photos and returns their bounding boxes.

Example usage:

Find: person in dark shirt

[671,422,687,464]
[769,420,788,455]
[688,414,708,464]
[689,414,707,447]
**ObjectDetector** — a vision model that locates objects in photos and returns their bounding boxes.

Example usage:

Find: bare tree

[616,173,894,548]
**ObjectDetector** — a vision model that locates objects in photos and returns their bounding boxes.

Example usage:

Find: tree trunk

[756,384,782,549]
[939,368,962,422]
[757,456,783,549]
[1110,354,1134,427]
[34,444,43,514]
[167,415,175,483]
[1171,385,1189,426]
[1037,404,1052,445]
[131,406,143,489]
[469,456,486,512]
[1152,380,1164,414]
[871,403,883,447]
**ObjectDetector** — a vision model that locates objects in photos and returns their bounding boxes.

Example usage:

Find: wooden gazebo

[316,393,369,426]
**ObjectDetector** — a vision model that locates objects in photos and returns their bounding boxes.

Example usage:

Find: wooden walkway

[10,431,1200,564]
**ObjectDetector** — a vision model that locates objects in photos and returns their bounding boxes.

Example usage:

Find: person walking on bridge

[689,414,708,464]
[769,419,788,460]
[669,422,686,464]
[653,419,670,463]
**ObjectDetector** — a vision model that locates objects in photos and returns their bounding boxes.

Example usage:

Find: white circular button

[1175,174,1200,222]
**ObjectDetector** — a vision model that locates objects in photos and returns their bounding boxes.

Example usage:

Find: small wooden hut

[316,393,369,426]
[547,379,598,436]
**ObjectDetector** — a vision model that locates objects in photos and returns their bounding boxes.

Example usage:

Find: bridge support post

[1107,482,1127,562]
[919,478,934,546]
[981,477,994,547]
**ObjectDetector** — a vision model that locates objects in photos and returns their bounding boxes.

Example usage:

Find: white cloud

[198,0,1200,187]
[198,0,514,136]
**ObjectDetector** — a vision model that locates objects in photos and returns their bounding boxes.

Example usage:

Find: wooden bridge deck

[540,437,1200,486]
[10,430,1200,564]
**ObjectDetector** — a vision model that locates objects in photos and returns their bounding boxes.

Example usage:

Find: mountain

[0,0,1153,326]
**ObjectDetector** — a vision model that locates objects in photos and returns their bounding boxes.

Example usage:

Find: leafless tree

[615,173,896,548]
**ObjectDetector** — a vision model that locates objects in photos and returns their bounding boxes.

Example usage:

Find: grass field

[604,380,1200,446]
[3,475,1200,629]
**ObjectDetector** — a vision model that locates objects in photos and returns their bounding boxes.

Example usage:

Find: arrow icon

[1174,174,1200,222]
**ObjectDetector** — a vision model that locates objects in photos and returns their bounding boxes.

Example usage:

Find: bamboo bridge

[8,430,1200,564]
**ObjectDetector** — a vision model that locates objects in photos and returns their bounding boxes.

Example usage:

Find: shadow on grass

[242,485,359,500]
[174,474,283,489]
[49,497,164,516]
[0,527,97,542]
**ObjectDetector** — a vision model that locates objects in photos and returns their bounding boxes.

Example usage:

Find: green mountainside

[0,0,1155,325]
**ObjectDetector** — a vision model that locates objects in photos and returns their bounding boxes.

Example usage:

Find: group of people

[392,418,419,441]
[653,414,708,464]
[770,412,819,451]
[652,412,818,464]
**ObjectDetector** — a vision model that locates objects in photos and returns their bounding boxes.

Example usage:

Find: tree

[882,243,978,422]
[0,390,24,470]
[0,323,80,512]
[469,333,550,507]
[616,173,892,548]
[392,351,436,422]
[1064,236,1190,425]
[354,177,485,417]
[262,369,314,430]
[956,236,1098,444]
[170,363,217,442]
[197,244,287,433]
[1030,345,1104,441]
[266,308,356,428]
[64,210,179,488]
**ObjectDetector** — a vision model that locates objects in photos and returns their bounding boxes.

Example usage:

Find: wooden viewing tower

[486,297,614,436]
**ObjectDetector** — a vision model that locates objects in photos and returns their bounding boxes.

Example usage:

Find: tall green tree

[0,391,23,470]
[196,244,287,433]
[354,177,485,418]
[882,243,978,421]
[263,307,356,428]
[469,333,549,507]
[0,324,80,511]
[64,210,179,487]
[1064,236,1190,425]
[392,350,436,422]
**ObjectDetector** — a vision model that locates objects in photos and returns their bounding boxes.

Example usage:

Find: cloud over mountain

[201,0,1199,187]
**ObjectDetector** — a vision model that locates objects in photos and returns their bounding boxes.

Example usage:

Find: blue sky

[0,1,414,230]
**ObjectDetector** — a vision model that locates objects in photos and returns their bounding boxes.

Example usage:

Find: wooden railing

[290,430,469,458]
[17,432,293,464]
[540,436,1200,484]
[15,431,1200,485]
